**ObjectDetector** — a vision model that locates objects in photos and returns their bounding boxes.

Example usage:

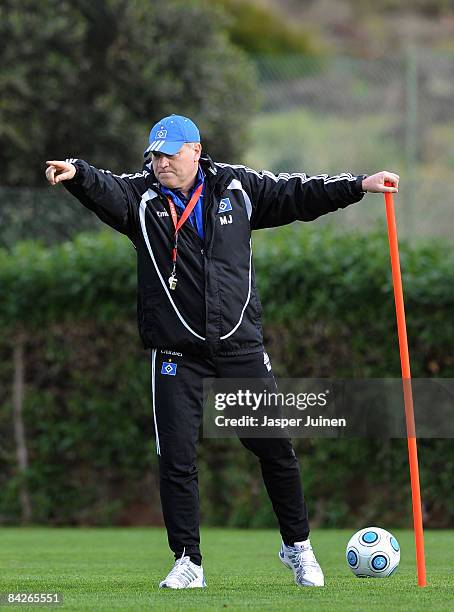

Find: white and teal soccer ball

[346,527,400,578]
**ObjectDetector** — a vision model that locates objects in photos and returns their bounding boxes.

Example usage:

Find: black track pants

[151,347,310,566]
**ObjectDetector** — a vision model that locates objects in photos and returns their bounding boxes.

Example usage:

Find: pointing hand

[45,160,76,185]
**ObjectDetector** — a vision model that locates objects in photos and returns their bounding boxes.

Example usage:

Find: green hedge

[0,233,136,328]
[1,225,453,527]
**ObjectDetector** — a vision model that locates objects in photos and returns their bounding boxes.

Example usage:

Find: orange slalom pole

[384,182,427,586]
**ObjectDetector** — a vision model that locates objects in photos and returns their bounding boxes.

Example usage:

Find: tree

[0,0,258,186]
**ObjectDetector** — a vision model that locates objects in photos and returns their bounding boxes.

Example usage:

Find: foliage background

[0,0,257,186]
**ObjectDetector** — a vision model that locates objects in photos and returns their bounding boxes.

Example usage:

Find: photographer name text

[214,415,347,429]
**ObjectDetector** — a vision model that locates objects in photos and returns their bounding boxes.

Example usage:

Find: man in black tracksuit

[45,114,399,589]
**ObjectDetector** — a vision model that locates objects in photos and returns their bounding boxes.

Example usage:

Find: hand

[362,171,399,193]
[45,160,76,185]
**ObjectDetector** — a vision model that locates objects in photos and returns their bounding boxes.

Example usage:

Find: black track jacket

[64,155,365,357]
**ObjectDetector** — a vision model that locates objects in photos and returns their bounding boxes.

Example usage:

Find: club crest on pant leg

[161,362,177,376]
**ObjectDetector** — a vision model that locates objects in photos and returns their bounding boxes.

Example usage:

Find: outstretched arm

[224,164,400,230]
[45,159,149,238]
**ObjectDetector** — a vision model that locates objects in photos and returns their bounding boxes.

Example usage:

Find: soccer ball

[346,527,400,578]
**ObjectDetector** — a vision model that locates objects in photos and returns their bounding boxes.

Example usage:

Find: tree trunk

[12,331,32,523]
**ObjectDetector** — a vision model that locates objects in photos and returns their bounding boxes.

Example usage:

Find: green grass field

[1,528,453,611]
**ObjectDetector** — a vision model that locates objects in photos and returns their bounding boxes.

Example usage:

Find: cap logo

[156,130,167,138]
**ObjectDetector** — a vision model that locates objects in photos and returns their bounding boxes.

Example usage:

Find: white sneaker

[279,539,325,586]
[159,553,206,589]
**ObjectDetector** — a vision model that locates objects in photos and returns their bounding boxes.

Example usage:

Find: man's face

[152,143,202,190]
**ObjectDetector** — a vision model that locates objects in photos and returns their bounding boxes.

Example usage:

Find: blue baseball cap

[144,114,200,157]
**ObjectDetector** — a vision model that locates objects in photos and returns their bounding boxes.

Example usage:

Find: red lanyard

[166,182,203,290]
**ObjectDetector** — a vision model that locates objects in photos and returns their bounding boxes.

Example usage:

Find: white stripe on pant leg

[151,349,161,455]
